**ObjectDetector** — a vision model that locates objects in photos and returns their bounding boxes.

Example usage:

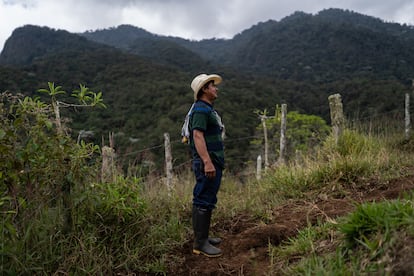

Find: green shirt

[189,100,225,168]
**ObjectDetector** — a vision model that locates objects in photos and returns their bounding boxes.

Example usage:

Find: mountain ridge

[1,8,413,171]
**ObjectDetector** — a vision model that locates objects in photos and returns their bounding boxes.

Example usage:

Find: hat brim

[198,75,222,89]
[205,74,222,86]
[193,74,222,100]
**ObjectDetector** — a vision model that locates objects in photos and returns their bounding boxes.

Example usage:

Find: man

[189,73,225,257]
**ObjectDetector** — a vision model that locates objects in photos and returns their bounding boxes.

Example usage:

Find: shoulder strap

[181,102,214,144]
[181,103,195,143]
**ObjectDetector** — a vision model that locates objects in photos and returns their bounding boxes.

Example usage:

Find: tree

[38,82,106,135]
[255,107,330,163]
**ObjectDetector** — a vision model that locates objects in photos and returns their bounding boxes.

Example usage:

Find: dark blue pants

[192,159,222,210]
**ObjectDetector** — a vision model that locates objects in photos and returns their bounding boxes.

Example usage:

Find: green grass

[273,197,414,275]
[2,121,414,274]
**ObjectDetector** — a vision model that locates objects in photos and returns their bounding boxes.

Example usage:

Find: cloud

[1,0,414,52]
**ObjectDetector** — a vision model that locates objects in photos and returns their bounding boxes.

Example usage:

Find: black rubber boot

[192,207,222,245]
[192,206,222,257]
[205,208,222,245]
[208,237,222,245]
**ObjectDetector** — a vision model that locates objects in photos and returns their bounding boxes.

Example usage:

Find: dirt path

[169,175,414,275]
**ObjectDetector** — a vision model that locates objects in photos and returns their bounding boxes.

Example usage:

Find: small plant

[38,82,106,134]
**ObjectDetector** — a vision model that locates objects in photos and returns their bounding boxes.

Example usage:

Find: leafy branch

[38,82,106,134]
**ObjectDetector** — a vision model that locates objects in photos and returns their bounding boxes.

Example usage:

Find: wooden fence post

[278,104,287,165]
[164,133,173,195]
[52,101,63,135]
[328,94,345,144]
[256,155,262,180]
[406,93,411,140]
[261,116,269,171]
[101,132,115,183]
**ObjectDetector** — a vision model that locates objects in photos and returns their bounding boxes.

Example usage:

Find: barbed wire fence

[101,89,414,186]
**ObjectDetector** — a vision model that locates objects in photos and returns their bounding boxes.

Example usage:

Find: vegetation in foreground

[1,91,414,274]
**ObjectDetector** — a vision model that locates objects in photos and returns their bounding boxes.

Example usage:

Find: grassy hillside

[1,90,413,274]
[2,7,414,275]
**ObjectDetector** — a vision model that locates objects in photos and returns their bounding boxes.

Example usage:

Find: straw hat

[190,73,222,101]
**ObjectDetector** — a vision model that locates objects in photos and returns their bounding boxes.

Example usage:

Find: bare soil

[168,174,414,275]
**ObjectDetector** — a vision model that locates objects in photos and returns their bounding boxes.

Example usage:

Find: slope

[170,174,414,274]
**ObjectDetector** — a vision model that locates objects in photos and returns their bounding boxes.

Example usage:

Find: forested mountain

[81,24,211,72]
[0,25,106,66]
[1,8,413,172]
[82,24,156,49]
[80,9,414,82]
[221,9,414,81]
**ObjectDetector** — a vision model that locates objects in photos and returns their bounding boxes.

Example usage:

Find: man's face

[203,82,219,101]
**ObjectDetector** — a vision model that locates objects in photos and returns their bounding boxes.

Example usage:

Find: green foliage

[224,9,414,82]
[0,195,17,273]
[0,88,185,272]
[339,200,414,248]
[0,91,101,273]
[254,108,330,162]
[285,111,330,152]
[0,25,102,66]
[2,10,413,173]
[263,129,396,199]
[265,130,414,273]
[38,82,106,108]
[269,222,342,274]
[310,130,388,186]
[72,84,106,108]
[1,13,414,274]
[60,176,188,274]
[323,129,382,157]
[79,177,147,225]
[1,87,413,274]
[38,81,66,97]
[287,248,355,276]
[271,198,414,275]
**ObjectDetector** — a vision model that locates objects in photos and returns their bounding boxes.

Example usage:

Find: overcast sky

[1,0,414,52]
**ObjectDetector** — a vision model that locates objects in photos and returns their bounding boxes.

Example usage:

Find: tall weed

[264,129,399,199]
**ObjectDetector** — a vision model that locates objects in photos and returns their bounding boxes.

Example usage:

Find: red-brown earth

[168,174,414,275]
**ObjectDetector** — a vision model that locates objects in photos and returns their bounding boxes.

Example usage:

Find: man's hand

[204,160,216,179]
[193,129,216,178]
